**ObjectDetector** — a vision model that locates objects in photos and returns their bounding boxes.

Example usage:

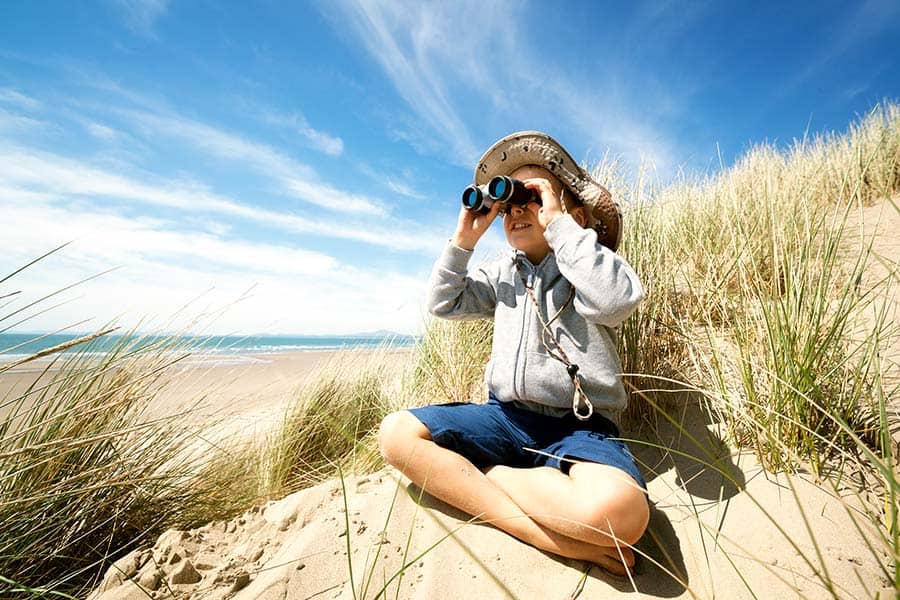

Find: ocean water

[0,332,418,366]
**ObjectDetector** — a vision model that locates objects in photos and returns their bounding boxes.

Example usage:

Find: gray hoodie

[427,214,644,425]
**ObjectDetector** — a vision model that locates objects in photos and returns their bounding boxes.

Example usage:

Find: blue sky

[1,0,898,336]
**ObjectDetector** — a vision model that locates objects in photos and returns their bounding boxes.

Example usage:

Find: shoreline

[0,344,417,373]
[0,346,414,373]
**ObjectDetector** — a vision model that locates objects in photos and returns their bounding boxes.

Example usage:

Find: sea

[0,332,419,368]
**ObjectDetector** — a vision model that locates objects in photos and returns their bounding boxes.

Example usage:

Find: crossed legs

[377,410,649,574]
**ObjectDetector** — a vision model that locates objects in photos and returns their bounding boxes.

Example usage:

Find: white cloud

[0,66,446,335]
[84,120,121,141]
[281,177,383,215]
[0,146,446,252]
[260,109,344,156]
[0,88,42,111]
[0,200,429,335]
[112,0,171,36]
[0,201,338,277]
[545,84,679,176]
[121,109,385,216]
[0,108,46,132]
[325,0,682,174]
[325,0,483,166]
[384,177,427,200]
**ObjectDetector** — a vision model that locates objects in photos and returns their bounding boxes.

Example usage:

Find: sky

[1,0,898,336]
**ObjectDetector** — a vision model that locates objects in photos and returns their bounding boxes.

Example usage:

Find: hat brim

[474,131,622,251]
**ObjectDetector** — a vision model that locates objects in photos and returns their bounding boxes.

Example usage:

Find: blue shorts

[408,396,646,489]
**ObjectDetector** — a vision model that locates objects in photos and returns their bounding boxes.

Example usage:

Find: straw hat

[474,131,622,251]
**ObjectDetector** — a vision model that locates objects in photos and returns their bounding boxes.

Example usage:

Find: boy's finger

[522,178,556,199]
[480,199,502,222]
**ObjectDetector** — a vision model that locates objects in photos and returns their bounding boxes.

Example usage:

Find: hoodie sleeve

[544,215,643,326]
[426,242,498,320]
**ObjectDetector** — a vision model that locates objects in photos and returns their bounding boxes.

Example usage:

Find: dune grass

[410,318,493,405]
[613,103,898,471]
[612,103,899,595]
[261,351,402,497]
[0,330,260,596]
[1,102,898,597]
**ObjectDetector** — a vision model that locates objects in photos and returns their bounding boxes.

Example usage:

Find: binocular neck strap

[515,261,594,421]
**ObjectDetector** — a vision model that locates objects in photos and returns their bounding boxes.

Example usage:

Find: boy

[378,131,648,574]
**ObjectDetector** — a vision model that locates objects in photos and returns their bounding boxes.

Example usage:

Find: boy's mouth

[510,223,531,231]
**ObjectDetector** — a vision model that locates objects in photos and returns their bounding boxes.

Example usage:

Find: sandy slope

[89,407,891,600]
[844,196,900,451]
[845,195,899,370]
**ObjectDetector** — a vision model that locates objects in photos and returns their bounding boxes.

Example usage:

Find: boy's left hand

[521,178,566,228]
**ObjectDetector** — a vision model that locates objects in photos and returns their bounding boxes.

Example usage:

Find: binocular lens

[489,175,536,206]
[461,187,480,209]
[461,185,489,213]
[488,176,512,201]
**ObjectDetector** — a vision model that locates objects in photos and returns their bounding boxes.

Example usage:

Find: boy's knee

[378,410,428,467]
[588,482,649,546]
[571,464,650,546]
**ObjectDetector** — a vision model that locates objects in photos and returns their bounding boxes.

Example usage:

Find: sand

[86,405,891,599]
[0,349,408,442]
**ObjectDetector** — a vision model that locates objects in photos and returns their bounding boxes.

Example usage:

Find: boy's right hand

[451,202,501,250]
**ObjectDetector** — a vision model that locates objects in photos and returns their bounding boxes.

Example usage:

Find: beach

[1,348,411,440]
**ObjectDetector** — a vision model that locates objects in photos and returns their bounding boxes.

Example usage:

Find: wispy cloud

[355,162,429,201]
[384,177,427,200]
[0,145,446,252]
[0,87,46,132]
[782,0,900,98]
[1,201,428,334]
[0,53,443,335]
[111,0,170,36]
[260,109,344,156]
[325,0,683,174]
[0,108,46,132]
[0,201,339,277]
[82,120,122,141]
[120,108,386,216]
[325,0,484,166]
[0,87,42,111]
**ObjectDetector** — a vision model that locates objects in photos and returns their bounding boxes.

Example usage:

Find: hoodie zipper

[513,261,536,400]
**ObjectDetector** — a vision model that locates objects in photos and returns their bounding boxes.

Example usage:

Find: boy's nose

[507,203,526,216]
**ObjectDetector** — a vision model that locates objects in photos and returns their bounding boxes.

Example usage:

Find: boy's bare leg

[483,464,649,548]
[378,411,638,574]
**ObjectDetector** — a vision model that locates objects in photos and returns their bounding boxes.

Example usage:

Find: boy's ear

[571,206,588,228]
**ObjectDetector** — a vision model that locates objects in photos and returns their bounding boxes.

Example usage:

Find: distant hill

[349,330,415,338]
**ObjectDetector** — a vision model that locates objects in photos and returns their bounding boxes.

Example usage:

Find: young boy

[378,131,648,574]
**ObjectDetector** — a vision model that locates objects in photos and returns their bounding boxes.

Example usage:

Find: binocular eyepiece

[461,176,538,215]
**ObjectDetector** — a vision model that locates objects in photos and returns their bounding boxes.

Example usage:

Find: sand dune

[87,199,898,599]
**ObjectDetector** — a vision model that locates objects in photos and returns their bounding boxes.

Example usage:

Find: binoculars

[461,176,539,215]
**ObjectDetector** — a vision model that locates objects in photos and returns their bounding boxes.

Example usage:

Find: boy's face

[502,165,565,263]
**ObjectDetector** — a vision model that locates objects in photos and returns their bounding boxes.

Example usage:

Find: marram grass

[0,331,255,596]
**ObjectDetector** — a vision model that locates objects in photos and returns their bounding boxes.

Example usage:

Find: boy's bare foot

[592,544,635,576]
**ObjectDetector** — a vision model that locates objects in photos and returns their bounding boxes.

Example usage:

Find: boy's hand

[522,178,565,228]
[451,201,501,250]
